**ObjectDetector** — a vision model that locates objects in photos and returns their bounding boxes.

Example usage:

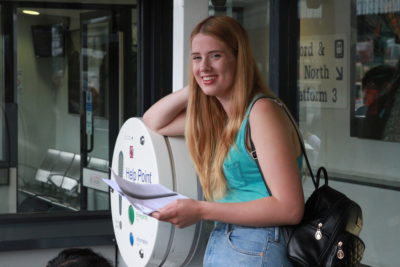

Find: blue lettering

[125,168,137,181]
[138,169,152,184]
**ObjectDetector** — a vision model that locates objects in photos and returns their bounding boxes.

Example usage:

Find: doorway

[14,3,137,213]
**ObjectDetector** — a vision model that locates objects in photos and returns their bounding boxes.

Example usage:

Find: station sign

[299,34,349,109]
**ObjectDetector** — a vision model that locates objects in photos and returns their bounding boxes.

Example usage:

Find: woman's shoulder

[248,96,294,136]
[250,97,285,121]
[249,97,301,155]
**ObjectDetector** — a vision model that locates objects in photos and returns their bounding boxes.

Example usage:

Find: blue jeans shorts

[203,222,293,267]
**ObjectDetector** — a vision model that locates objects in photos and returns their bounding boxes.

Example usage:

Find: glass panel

[81,11,111,211]
[16,8,93,212]
[208,0,270,84]
[298,0,400,266]
[15,6,137,213]
[0,4,4,163]
[351,3,400,141]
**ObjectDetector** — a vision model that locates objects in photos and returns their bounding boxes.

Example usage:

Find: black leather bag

[247,97,365,267]
[283,167,365,267]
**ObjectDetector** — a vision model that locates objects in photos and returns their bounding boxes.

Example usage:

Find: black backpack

[284,167,365,267]
[248,97,365,266]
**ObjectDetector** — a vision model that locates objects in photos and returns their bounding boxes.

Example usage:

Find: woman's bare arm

[152,99,304,228]
[143,86,188,136]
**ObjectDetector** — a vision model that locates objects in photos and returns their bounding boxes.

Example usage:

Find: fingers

[150,201,177,222]
[150,211,161,220]
[150,199,199,228]
[158,204,177,220]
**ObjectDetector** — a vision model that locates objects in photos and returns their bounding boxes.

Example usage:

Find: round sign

[111,118,173,266]
[110,118,209,266]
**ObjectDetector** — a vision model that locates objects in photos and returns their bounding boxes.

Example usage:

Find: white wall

[172,0,208,92]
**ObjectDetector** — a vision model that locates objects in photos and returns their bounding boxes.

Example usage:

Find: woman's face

[191,33,237,100]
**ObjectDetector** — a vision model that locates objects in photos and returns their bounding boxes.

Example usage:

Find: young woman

[143,15,304,267]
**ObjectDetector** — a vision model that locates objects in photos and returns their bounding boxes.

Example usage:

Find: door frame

[0,1,138,251]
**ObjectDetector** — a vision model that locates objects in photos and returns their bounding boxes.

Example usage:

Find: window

[351,2,400,142]
[298,0,400,266]
[13,6,138,214]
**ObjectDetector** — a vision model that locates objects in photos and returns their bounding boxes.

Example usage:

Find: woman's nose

[200,58,210,71]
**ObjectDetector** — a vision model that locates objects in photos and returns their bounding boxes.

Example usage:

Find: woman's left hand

[151,199,203,228]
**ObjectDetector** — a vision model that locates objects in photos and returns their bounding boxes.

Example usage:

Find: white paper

[103,178,188,215]
[110,168,178,199]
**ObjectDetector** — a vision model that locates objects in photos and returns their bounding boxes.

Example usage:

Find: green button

[128,206,135,225]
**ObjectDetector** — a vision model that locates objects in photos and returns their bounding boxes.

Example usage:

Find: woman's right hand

[143,86,189,136]
[151,198,204,228]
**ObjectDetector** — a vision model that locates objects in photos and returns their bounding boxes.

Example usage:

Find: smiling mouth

[202,76,216,82]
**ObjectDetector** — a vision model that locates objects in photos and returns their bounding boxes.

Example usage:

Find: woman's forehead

[191,33,230,52]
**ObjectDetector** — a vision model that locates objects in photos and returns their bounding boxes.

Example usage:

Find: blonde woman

[143,16,304,267]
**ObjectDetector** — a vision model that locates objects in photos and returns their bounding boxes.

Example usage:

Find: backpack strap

[247,96,319,190]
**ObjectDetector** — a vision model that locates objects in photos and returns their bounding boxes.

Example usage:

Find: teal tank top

[218,94,302,203]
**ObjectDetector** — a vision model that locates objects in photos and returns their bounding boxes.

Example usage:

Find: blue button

[129,233,134,246]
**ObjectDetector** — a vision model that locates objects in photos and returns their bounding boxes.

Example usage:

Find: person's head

[186,16,271,200]
[361,65,395,105]
[46,248,113,267]
[188,15,268,108]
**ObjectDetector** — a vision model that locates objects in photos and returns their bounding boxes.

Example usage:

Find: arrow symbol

[336,67,343,80]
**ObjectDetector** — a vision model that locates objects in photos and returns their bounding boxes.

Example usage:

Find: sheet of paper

[103,178,188,215]
[110,168,178,199]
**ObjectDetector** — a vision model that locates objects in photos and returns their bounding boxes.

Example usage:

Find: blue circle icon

[129,233,134,246]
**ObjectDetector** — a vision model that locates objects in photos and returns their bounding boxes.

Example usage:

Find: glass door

[80,11,113,211]
[15,6,136,213]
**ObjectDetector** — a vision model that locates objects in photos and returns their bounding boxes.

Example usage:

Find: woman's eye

[210,54,221,59]
[192,56,201,61]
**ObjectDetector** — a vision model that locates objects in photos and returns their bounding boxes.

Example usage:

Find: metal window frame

[137,0,173,115]
[0,0,173,252]
[269,0,300,121]
[0,212,114,251]
[2,3,16,173]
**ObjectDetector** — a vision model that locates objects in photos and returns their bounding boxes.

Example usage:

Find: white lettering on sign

[125,168,152,184]
[299,35,348,109]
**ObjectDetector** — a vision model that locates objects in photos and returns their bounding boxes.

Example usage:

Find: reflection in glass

[352,6,400,141]
[15,7,136,213]
[16,8,86,212]
[80,12,112,212]
[298,2,400,266]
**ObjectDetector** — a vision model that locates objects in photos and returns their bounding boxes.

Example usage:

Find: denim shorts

[203,223,293,267]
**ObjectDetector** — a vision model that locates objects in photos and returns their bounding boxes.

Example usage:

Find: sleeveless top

[218,94,302,203]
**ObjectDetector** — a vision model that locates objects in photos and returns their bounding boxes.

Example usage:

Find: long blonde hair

[186,16,273,200]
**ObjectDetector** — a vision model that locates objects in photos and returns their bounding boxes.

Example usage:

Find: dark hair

[362,65,396,90]
[46,248,113,267]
